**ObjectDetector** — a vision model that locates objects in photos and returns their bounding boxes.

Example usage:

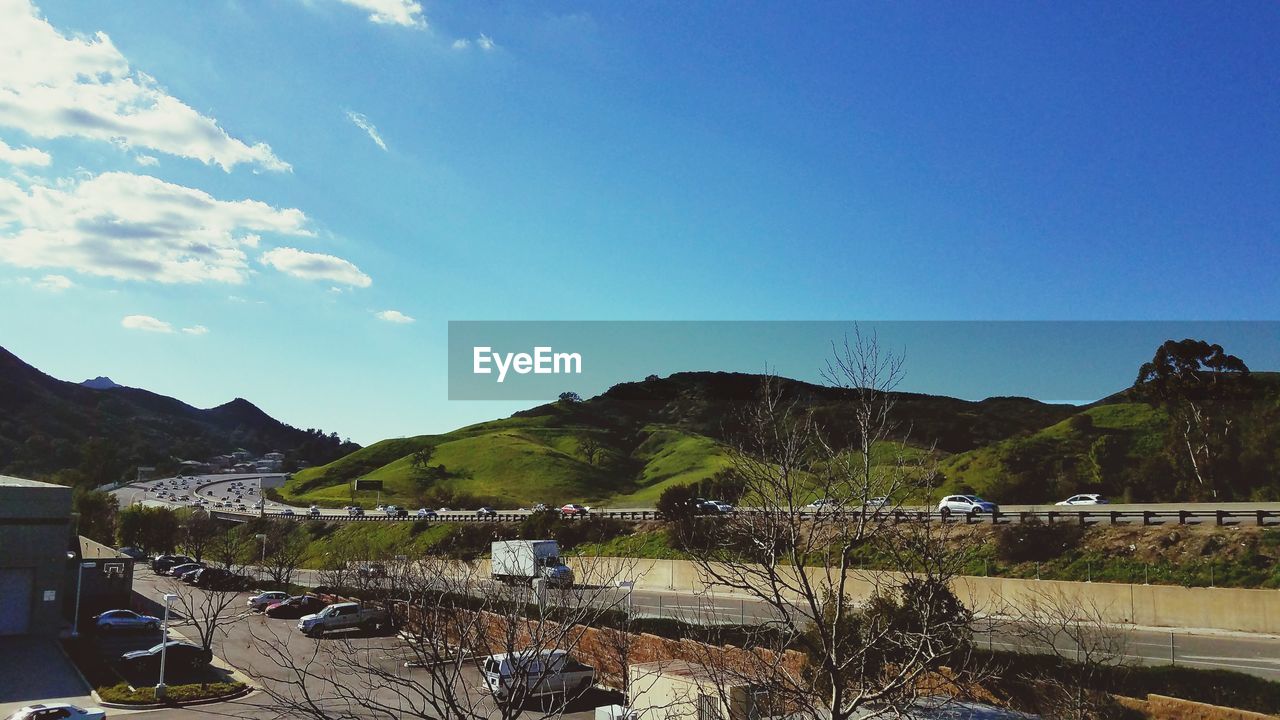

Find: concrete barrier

[570,556,1280,635]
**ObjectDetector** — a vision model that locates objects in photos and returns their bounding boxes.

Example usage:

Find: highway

[113,473,1280,526]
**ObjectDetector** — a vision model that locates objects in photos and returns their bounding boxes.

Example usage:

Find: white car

[1056,494,1109,506]
[705,500,734,513]
[248,590,290,612]
[4,704,107,720]
[92,609,160,632]
[937,495,999,515]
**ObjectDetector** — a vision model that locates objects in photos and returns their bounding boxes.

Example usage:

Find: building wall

[0,477,73,636]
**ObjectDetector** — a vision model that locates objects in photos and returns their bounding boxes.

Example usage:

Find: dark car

[476,507,497,518]
[191,567,250,590]
[264,595,328,619]
[357,563,387,579]
[120,641,212,673]
[167,562,204,578]
[116,547,147,560]
[151,555,195,574]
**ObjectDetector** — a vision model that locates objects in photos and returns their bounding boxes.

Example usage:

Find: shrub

[994,519,1085,563]
[97,681,246,705]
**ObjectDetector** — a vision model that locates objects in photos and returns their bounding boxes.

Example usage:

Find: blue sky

[0,1,1277,444]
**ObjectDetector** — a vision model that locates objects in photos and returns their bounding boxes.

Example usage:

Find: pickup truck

[483,649,595,702]
[297,602,391,637]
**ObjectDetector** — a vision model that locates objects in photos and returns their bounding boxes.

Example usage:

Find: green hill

[285,370,1280,508]
[283,372,1077,508]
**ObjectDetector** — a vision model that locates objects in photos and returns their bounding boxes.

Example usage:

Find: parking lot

[129,569,615,720]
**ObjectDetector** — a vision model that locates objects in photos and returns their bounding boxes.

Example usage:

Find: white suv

[937,495,999,515]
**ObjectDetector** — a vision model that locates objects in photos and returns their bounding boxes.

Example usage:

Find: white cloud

[121,314,173,333]
[0,138,51,166]
[0,1,289,172]
[260,247,372,287]
[34,273,72,290]
[452,35,497,52]
[375,309,414,323]
[0,170,313,283]
[135,154,159,167]
[181,324,209,335]
[345,110,387,151]
[336,0,426,28]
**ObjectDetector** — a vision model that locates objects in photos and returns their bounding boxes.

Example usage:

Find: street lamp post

[256,533,268,583]
[66,551,92,638]
[155,593,177,701]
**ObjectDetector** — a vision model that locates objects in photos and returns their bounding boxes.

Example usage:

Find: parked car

[151,554,195,574]
[559,504,589,517]
[416,508,437,519]
[116,546,146,560]
[3,704,107,720]
[167,562,204,578]
[120,640,212,673]
[191,567,250,590]
[1056,494,1109,506]
[248,591,289,612]
[298,602,392,637]
[264,595,329,619]
[482,649,595,702]
[937,495,999,515]
[347,506,365,517]
[476,507,497,518]
[92,609,160,633]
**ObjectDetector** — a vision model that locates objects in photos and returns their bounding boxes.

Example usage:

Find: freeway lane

[115,474,1280,526]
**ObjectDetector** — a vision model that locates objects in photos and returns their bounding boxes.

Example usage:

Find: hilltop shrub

[994,519,1084,564]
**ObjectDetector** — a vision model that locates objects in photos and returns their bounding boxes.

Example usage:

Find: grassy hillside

[288,370,1280,508]
[284,372,1078,508]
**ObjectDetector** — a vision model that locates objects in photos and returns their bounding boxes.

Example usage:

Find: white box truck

[491,540,574,588]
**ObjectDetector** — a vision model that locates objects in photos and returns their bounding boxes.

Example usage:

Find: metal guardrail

[212,507,1280,527]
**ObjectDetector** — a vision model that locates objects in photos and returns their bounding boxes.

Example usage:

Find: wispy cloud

[0,138,51,167]
[121,314,173,333]
[345,110,388,152]
[375,309,414,323]
[181,324,209,335]
[0,171,313,284]
[260,247,372,287]
[336,0,426,29]
[452,34,497,52]
[34,273,72,291]
[0,1,288,172]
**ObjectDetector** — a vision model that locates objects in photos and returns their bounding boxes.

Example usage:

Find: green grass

[283,419,737,509]
[574,528,689,559]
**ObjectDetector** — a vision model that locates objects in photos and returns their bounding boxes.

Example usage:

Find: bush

[97,681,246,705]
[994,519,1085,563]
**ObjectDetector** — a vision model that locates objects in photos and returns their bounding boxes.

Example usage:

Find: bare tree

[678,330,987,719]
[163,527,254,652]
[248,551,647,720]
[1006,588,1130,720]
[263,522,308,587]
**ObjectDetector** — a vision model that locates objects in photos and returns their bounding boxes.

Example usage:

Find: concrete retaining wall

[567,557,1280,635]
